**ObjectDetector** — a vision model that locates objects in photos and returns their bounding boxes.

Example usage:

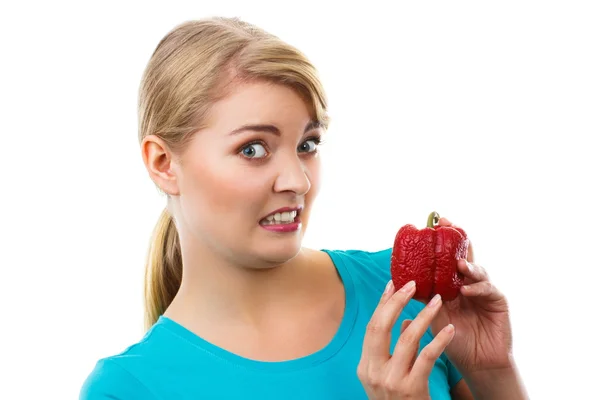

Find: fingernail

[444,324,455,333]
[460,259,470,271]
[384,280,393,294]
[401,280,416,292]
[428,294,441,307]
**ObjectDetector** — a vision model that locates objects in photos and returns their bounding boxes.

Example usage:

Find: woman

[80,17,528,399]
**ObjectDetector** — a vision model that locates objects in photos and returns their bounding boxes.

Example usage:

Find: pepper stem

[427,211,440,228]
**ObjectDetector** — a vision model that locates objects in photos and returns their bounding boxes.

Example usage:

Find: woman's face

[172,81,324,267]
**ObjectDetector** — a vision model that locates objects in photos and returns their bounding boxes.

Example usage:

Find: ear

[140,135,181,196]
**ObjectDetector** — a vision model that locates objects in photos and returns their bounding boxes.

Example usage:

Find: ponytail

[143,208,182,331]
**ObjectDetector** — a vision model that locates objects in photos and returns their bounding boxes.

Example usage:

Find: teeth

[262,210,298,225]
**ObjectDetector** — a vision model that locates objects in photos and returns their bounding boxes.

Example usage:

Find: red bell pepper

[391,211,469,302]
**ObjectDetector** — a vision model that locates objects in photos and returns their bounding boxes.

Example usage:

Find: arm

[79,359,157,400]
[457,362,528,400]
[451,379,475,400]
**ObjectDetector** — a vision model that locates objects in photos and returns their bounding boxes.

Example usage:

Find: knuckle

[357,364,381,388]
[398,331,417,346]
[382,375,407,394]
[366,321,384,335]
[367,374,382,388]
[419,348,437,362]
[483,281,494,292]
[356,364,367,381]
[478,264,490,279]
[370,377,383,389]
[381,375,398,391]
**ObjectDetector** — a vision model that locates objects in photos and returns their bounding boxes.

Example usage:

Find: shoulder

[322,247,398,296]
[79,357,157,399]
[322,247,393,283]
[322,248,425,318]
[79,325,170,399]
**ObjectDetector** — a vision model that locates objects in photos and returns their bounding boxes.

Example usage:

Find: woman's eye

[240,143,268,159]
[298,139,319,153]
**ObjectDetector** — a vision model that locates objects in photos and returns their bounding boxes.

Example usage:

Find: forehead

[205,81,313,131]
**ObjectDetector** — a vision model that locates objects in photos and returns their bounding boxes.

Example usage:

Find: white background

[1,1,599,398]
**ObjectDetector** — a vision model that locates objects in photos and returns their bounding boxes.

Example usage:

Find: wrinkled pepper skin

[391,212,469,302]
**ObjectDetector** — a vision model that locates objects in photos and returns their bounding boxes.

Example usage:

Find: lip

[260,221,302,233]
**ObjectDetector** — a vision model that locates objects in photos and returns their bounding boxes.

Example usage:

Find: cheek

[183,159,270,221]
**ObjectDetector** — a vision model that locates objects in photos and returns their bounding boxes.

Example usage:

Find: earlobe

[140,135,181,196]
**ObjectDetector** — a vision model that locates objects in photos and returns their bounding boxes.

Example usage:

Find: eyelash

[238,135,324,162]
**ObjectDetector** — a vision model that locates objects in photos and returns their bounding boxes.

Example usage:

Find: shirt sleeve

[79,358,157,400]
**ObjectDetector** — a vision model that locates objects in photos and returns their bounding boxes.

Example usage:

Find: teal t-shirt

[80,248,462,399]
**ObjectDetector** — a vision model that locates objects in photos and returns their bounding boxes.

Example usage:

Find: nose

[273,157,311,196]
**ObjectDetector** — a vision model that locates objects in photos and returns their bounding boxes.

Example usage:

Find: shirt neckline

[155,249,358,372]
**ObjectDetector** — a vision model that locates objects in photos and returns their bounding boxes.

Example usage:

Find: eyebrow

[228,120,324,136]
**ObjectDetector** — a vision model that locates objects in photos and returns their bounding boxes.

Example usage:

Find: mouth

[259,206,303,226]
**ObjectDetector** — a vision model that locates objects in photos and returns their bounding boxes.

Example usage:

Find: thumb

[438,217,455,227]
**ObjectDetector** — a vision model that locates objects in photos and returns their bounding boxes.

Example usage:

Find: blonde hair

[138,17,329,331]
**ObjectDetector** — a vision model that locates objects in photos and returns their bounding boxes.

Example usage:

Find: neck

[165,240,318,328]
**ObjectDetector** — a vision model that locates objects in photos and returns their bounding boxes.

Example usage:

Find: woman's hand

[357,280,456,399]
[430,217,514,375]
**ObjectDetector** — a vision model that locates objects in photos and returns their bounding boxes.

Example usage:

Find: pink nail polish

[401,280,416,292]
[428,294,441,307]
[384,280,393,294]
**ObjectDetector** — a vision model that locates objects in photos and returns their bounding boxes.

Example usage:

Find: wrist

[461,359,528,400]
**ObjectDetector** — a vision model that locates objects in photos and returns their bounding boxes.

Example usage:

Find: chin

[266,242,303,266]
[247,234,304,268]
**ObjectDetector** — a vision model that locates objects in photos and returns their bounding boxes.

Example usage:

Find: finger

[390,293,443,374]
[400,319,412,333]
[362,281,416,368]
[461,280,504,301]
[457,259,489,283]
[399,319,416,367]
[467,240,475,263]
[379,280,396,305]
[438,217,455,227]
[438,217,475,262]
[411,324,455,380]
